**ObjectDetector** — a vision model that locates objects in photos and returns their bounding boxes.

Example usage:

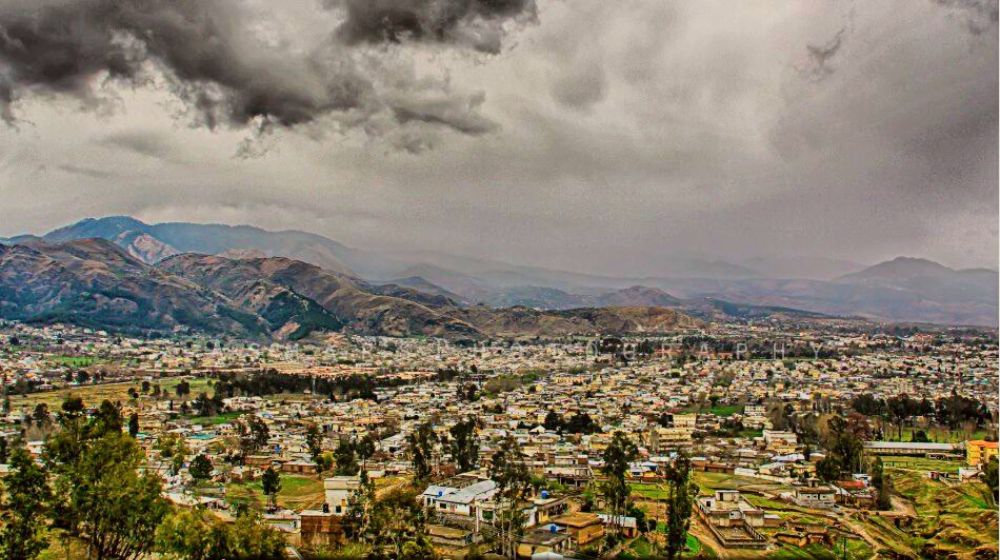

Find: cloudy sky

[0,0,996,276]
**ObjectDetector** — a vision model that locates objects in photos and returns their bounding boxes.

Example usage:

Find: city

[0,317,995,559]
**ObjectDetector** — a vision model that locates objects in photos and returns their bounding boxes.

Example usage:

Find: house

[422,480,497,519]
[793,482,836,509]
[694,490,767,549]
[551,512,604,547]
[323,476,360,515]
[966,440,998,467]
[517,524,572,559]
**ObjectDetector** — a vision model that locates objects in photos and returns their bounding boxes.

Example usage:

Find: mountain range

[1,216,996,328]
[0,238,699,339]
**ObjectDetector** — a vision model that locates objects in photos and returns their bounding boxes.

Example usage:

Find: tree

[409,421,437,482]
[356,433,376,469]
[175,380,191,398]
[449,418,479,473]
[0,446,51,560]
[128,413,140,438]
[488,435,532,559]
[190,454,213,482]
[870,457,891,510]
[49,430,168,560]
[156,508,286,560]
[234,416,269,461]
[334,439,360,476]
[984,457,999,505]
[543,410,562,431]
[601,431,638,539]
[343,468,376,542]
[664,453,695,560]
[305,424,324,465]
[816,456,841,483]
[261,466,281,509]
[32,403,51,429]
[368,486,429,559]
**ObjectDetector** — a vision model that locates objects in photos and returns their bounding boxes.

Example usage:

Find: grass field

[225,474,326,511]
[884,426,991,443]
[878,468,998,558]
[9,376,214,410]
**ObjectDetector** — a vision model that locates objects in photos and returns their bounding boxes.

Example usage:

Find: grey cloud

[932,0,999,35]
[98,130,178,161]
[551,63,607,109]
[802,28,846,81]
[55,163,116,179]
[327,0,537,54]
[0,0,530,145]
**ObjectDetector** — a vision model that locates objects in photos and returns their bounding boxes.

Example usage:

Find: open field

[876,467,998,559]
[8,376,214,410]
[225,474,326,511]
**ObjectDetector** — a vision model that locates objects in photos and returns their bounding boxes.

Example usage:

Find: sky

[0,0,996,276]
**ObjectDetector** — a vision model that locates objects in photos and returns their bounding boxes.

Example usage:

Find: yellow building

[966,440,998,466]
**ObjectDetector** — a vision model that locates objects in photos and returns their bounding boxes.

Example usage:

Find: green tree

[0,446,51,560]
[343,468,376,542]
[356,433,376,470]
[449,418,479,473]
[305,424,324,464]
[870,457,892,510]
[128,413,140,438]
[664,453,695,560]
[409,421,437,482]
[488,435,532,559]
[156,507,286,560]
[190,454,213,482]
[601,431,638,538]
[983,456,999,505]
[334,439,360,476]
[261,466,281,509]
[368,486,428,559]
[49,430,168,560]
[816,455,841,483]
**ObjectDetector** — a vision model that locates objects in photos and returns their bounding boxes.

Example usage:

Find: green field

[225,474,325,511]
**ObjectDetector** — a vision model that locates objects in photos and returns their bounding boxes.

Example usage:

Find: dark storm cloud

[0,0,530,140]
[327,0,537,54]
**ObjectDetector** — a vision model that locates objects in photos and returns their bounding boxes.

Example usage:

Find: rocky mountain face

[0,240,701,339]
[0,239,265,336]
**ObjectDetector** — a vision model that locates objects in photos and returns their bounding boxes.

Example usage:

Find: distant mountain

[0,239,266,336]
[741,256,867,280]
[43,216,360,275]
[374,276,468,306]
[13,217,996,327]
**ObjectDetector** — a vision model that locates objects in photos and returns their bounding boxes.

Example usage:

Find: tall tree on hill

[450,418,479,473]
[0,446,51,560]
[664,453,695,560]
[601,431,638,539]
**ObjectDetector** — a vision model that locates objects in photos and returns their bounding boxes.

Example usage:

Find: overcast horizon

[0,0,997,277]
